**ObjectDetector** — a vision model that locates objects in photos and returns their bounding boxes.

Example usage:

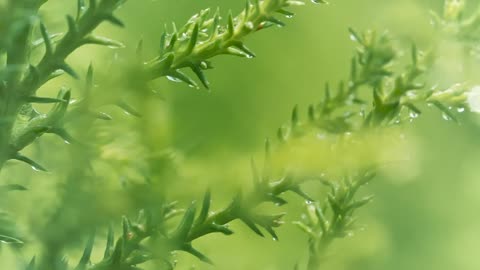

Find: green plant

[0,0,328,269]
[0,0,479,270]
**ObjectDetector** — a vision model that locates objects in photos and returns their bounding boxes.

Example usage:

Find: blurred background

[3,0,480,269]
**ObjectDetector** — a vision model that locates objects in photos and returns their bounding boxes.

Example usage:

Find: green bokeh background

[3,0,480,269]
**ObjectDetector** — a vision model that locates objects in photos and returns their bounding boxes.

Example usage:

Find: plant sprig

[0,0,329,269]
[277,27,473,268]
[0,0,324,173]
[294,170,375,270]
[3,1,480,270]
[19,0,127,96]
[43,140,317,270]
[27,22,476,270]
[0,0,127,170]
[145,0,321,89]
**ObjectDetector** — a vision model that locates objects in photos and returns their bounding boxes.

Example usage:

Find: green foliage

[145,0,310,89]
[0,0,480,270]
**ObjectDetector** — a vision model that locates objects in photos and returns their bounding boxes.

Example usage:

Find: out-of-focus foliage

[1,0,480,270]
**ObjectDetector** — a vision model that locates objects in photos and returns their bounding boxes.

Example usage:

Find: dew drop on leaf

[31,165,43,172]
[179,33,188,41]
[167,76,182,83]
[188,84,200,90]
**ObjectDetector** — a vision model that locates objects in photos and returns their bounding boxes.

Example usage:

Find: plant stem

[307,235,333,270]
[17,0,121,97]
[0,98,18,170]
[0,1,40,172]
[146,0,292,80]
[0,0,124,172]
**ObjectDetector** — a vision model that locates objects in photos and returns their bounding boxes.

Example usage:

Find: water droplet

[409,111,419,119]
[305,200,313,205]
[442,112,452,121]
[349,34,358,42]
[166,76,182,83]
[272,237,278,241]
[457,107,465,113]
[31,165,44,172]
[285,14,294,19]
[179,33,188,41]
[107,44,125,49]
